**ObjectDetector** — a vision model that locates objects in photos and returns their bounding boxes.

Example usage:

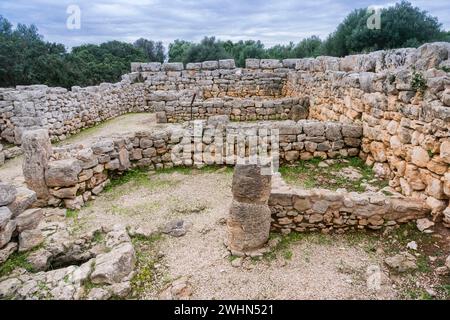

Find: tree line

[0,1,448,89]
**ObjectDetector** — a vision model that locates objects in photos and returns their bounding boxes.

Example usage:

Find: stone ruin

[0,41,450,298]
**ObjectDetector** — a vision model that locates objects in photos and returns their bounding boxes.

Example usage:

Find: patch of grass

[283,250,293,260]
[93,230,105,244]
[439,66,450,73]
[106,168,174,191]
[130,233,165,298]
[264,232,303,261]
[343,231,379,254]
[411,71,427,94]
[405,288,434,300]
[437,284,450,299]
[279,157,387,192]
[416,255,432,273]
[391,223,433,248]
[0,251,34,278]
[110,201,162,216]
[66,209,79,218]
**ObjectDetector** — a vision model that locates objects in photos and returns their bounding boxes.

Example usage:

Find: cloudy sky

[1,0,449,50]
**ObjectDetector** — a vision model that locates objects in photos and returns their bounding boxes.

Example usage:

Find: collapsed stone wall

[22,119,362,209]
[283,42,450,224]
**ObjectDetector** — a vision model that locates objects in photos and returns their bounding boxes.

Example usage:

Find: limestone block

[21,129,52,201]
[45,159,82,187]
[231,165,271,204]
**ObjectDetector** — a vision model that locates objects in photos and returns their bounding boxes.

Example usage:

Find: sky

[0,0,449,50]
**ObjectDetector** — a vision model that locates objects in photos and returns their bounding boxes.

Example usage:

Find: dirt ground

[66,167,449,300]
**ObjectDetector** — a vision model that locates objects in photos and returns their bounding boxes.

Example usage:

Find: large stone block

[231,165,272,204]
[227,200,271,252]
[7,187,37,218]
[45,159,82,187]
[21,129,52,201]
[162,62,183,71]
[15,208,43,232]
[0,207,12,229]
[0,183,16,206]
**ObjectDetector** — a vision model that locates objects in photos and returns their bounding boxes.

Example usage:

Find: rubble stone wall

[269,174,430,233]
[22,120,362,209]
[284,42,450,224]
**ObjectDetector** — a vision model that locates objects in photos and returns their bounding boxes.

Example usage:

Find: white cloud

[0,0,448,50]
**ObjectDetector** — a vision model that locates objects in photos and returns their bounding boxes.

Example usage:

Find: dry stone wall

[2,42,449,224]
[22,119,362,209]
[269,174,430,233]
[284,42,450,224]
[0,81,146,145]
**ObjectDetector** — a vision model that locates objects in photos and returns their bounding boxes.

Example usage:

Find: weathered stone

[15,208,43,232]
[45,159,82,187]
[19,229,44,252]
[0,242,17,264]
[22,129,52,201]
[416,218,435,232]
[227,200,271,253]
[7,187,37,217]
[0,183,16,206]
[0,220,16,248]
[90,242,136,285]
[385,252,418,272]
[0,206,12,229]
[231,164,271,204]
[49,185,79,199]
[410,146,430,168]
[161,219,191,237]
[440,140,450,164]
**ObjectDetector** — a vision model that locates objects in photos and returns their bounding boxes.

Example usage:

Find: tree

[322,1,444,56]
[183,37,231,64]
[133,38,165,62]
[168,39,193,63]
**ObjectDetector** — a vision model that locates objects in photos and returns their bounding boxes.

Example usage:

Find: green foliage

[0,251,34,278]
[323,1,444,57]
[411,71,427,93]
[133,38,165,62]
[279,157,387,192]
[0,15,164,88]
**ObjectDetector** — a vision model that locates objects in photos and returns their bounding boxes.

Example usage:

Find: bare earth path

[0,113,168,186]
[69,168,400,300]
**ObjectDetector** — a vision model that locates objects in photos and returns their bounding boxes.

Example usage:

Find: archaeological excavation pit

[1,43,450,300]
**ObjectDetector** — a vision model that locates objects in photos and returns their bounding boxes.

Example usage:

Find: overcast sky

[1,0,449,50]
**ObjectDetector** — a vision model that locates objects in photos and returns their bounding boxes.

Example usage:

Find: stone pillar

[227,164,272,254]
[21,129,52,203]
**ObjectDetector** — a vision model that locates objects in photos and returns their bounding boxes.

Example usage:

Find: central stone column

[227,164,272,254]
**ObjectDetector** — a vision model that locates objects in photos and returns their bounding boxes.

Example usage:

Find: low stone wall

[155,96,309,123]
[0,82,146,145]
[0,182,40,263]
[284,42,450,223]
[22,120,362,209]
[269,175,430,233]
